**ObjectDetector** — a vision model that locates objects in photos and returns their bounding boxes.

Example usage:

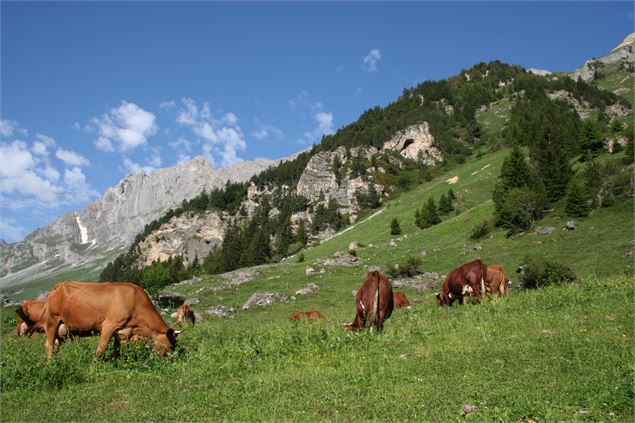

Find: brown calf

[175,304,196,326]
[393,292,411,309]
[345,271,394,331]
[289,310,324,320]
[436,259,487,306]
[484,264,509,299]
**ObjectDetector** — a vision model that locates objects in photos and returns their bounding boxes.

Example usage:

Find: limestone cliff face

[572,33,634,83]
[0,156,280,279]
[137,211,225,266]
[382,122,443,164]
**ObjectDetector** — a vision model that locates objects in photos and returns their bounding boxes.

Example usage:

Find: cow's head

[153,328,181,356]
[15,301,33,324]
[435,293,444,307]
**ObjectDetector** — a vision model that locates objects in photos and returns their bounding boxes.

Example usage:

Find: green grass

[1,148,633,421]
[1,275,632,421]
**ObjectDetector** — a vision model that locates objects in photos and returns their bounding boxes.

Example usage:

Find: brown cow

[15,299,47,336]
[484,264,509,300]
[42,281,180,360]
[436,259,487,306]
[289,310,324,320]
[175,304,196,326]
[393,292,411,309]
[344,270,393,331]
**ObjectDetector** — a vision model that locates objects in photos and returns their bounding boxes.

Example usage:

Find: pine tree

[414,209,424,229]
[296,220,308,246]
[530,118,572,202]
[438,193,454,214]
[448,188,456,200]
[565,179,590,217]
[425,198,441,226]
[579,119,603,159]
[390,218,401,235]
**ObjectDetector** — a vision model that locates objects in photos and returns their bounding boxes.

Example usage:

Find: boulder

[295,283,319,296]
[242,292,289,310]
[157,292,184,308]
[537,226,556,235]
[206,305,236,318]
[318,251,362,267]
[563,221,578,231]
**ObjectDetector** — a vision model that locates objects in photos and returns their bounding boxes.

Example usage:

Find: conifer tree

[438,193,454,214]
[425,197,441,226]
[530,118,572,202]
[565,179,590,217]
[390,218,402,235]
[448,188,456,200]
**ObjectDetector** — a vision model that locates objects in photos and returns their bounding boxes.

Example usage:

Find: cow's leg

[45,320,60,360]
[95,324,118,358]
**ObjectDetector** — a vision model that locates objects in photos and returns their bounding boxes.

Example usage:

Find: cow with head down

[289,310,324,320]
[15,299,47,336]
[345,271,394,331]
[393,292,411,309]
[42,281,180,360]
[175,304,196,326]
[436,259,487,306]
[484,264,510,300]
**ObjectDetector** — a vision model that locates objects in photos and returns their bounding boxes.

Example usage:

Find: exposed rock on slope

[382,122,443,164]
[0,156,281,279]
[572,33,635,83]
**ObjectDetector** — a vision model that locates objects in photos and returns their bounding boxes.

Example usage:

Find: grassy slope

[1,149,633,422]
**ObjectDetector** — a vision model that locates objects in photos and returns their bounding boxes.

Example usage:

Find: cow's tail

[480,264,487,299]
[369,272,380,329]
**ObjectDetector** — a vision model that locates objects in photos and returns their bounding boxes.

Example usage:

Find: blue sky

[0,1,633,242]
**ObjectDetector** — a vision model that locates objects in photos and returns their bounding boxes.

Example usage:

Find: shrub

[386,256,422,278]
[390,218,402,235]
[296,252,305,263]
[470,220,492,240]
[519,257,577,289]
[565,179,590,217]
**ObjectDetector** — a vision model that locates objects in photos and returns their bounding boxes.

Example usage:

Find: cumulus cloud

[175,98,246,167]
[55,148,90,167]
[169,137,193,163]
[121,158,156,175]
[252,122,284,141]
[0,120,17,137]
[0,137,98,212]
[92,101,158,152]
[289,92,335,145]
[362,48,381,72]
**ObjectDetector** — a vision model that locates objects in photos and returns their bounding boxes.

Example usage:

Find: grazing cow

[42,281,180,360]
[436,259,487,306]
[289,310,324,320]
[175,304,196,326]
[393,292,411,309]
[484,264,510,299]
[344,271,393,331]
[15,299,47,336]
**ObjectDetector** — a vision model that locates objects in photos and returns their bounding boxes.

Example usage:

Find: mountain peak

[612,32,635,52]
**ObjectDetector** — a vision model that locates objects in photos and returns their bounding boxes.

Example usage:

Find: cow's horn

[174,330,183,336]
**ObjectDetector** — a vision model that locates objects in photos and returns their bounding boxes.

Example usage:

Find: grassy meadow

[1,148,633,421]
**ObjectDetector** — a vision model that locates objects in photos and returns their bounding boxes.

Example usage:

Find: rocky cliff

[0,156,282,280]
[572,33,635,83]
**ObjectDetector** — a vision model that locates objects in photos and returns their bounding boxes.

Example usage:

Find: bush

[386,256,422,278]
[470,220,492,240]
[296,252,305,263]
[519,257,577,289]
[390,218,402,235]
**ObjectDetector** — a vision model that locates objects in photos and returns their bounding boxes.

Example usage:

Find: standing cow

[484,264,510,300]
[344,271,394,331]
[42,281,180,360]
[436,259,487,306]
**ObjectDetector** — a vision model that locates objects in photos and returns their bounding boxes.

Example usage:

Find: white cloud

[55,148,90,167]
[362,48,381,72]
[0,216,27,243]
[148,154,162,168]
[0,138,98,211]
[72,122,81,130]
[175,98,246,167]
[159,100,176,110]
[169,137,193,163]
[92,101,158,152]
[289,92,335,145]
[121,158,156,175]
[0,120,17,137]
[356,87,363,95]
[252,120,284,141]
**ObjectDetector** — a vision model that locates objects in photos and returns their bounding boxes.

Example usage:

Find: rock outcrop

[0,155,283,280]
[572,33,635,82]
[382,122,443,164]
